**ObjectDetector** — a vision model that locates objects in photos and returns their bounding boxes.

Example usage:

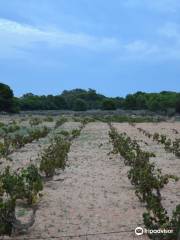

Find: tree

[0,83,15,112]
[53,96,67,109]
[124,94,136,109]
[176,94,180,114]
[72,99,87,111]
[101,99,117,110]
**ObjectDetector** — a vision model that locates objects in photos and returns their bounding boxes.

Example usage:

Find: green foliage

[0,137,11,157]
[80,117,96,126]
[175,94,180,114]
[109,125,180,239]
[0,82,179,113]
[40,122,86,178]
[19,93,67,110]
[43,116,54,122]
[39,145,56,178]
[101,99,117,110]
[96,115,156,123]
[55,117,67,129]
[61,88,106,110]
[71,129,81,139]
[0,83,16,113]
[0,123,20,138]
[1,83,178,113]
[72,99,87,111]
[138,129,180,158]
[1,165,43,204]
[124,91,177,113]
[0,122,5,128]
[29,117,42,127]
[39,136,70,178]
[0,126,50,158]
[20,165,43,204]
[0,198,16,236]
[0,165,43,235]
[58,130,70,137]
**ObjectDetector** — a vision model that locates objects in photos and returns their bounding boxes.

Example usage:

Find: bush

[20,165,43,204]
[0,165,43,236]
[0,198,16,235]
[39,136,70,178]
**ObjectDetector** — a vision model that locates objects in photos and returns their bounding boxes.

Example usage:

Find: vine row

[108,123,180,240]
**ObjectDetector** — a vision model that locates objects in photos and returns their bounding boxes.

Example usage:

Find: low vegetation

[0,111,179,239]
[137,127,180,158]
[29,117,42,127]
[39,121,85,178]
[39,136,70,178]
[0,165,43,235]
[55,117,68,129]
[0,126,50,159]
[109,124,180,240]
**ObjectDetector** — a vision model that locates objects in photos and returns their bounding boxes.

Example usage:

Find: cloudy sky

[0,0,180,96]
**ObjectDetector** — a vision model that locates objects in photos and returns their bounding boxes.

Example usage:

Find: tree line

[1,83,180,114]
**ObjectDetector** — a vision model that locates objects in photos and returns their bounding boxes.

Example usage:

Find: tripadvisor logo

[135,227,174,236]
[135,227,144,236]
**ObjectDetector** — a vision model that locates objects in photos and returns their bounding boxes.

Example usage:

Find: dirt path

[7,122,147,240]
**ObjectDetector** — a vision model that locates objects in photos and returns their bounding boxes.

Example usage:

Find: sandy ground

[113,123,180,219]
[3,122,148,240]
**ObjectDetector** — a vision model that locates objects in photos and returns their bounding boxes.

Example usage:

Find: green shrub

[0,138,11,157]
[58,130,70,138]
[29,117,42,127]
[1,165,43,205]
[0,198,16,236]
[40,136,70,178]
[71,129,81,139]
[0,122,5,128]
[80,117,95,126]
[55,117,67,129]
[20,165,43,204]
[0,165,43,236]
[44,116,54,122]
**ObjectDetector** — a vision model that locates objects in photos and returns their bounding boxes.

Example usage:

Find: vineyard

[0,114,179,240]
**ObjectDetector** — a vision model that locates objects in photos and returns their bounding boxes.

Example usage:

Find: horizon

[1,1,180,96]
[7,84,180,98]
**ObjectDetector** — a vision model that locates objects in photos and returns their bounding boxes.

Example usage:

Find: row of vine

[137,127,180,158]
[0,117,88,236]
[108,123,180,240]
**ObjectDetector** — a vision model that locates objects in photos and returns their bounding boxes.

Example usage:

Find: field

[0,114,180,240]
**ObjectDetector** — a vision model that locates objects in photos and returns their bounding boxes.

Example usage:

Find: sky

[0,0,180,97]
